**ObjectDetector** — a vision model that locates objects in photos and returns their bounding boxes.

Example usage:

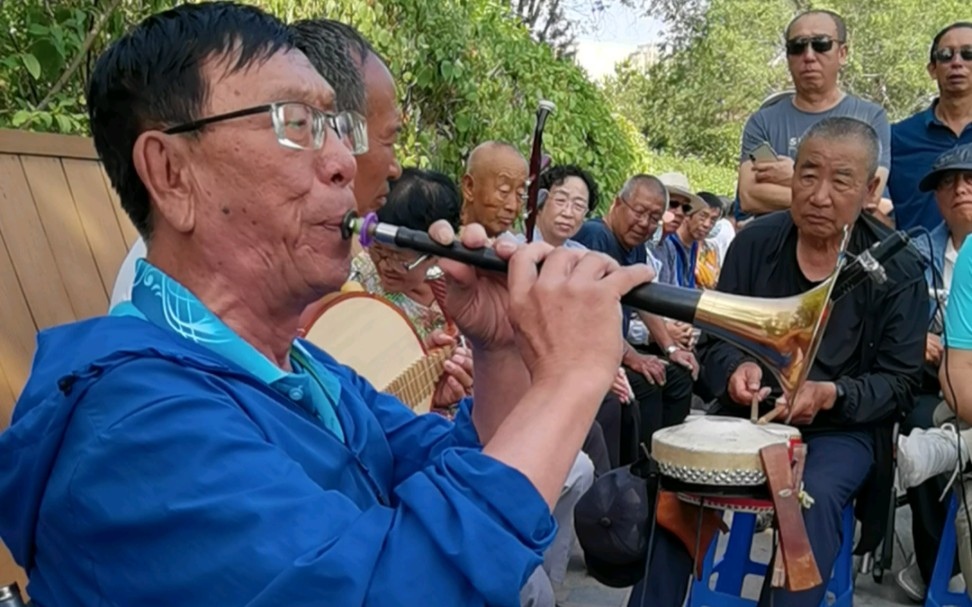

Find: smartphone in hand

[749,141,778,163]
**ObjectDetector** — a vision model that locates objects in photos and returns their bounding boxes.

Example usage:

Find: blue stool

[925,496,972,607]
[689,505,855,607]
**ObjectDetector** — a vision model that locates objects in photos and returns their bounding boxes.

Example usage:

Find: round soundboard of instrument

[652,416,801,488]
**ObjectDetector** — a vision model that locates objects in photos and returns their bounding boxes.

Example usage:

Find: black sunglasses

[669,200,692,214]
[786,35,841,56]
[933,46,972,63]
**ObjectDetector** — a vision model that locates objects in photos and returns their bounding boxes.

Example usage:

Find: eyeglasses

[936,171,972,191]
[548,192,589,216]
[163,101,368,155]
[619,196,662,224]
[933,46,972,64]
[785,35,841,56]
[669,199,692,214]
[370,244,430,271]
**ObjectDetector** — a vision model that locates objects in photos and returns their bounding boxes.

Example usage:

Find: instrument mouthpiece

[340,210,359,241]
[538,100,556,113]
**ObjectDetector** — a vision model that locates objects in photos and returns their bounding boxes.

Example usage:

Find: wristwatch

[665,344,680,356]
[834,382,846,403]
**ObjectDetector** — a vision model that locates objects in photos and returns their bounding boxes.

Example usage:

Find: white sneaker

[897,424,970,490]
[895,558,925,603]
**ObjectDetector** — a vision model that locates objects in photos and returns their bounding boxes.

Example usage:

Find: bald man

[461,141,529,237]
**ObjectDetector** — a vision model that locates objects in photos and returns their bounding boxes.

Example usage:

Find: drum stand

[637,443,820,607]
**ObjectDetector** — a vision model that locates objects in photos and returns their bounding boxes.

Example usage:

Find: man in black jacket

[630,116,927,607]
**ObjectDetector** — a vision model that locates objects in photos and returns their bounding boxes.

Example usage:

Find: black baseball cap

[919,143,972,192]
[574,464,651,588]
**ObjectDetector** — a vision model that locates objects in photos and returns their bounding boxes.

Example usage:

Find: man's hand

[610,367,633,403]
[426,330,473,409]
[728,361,771,406]
[624,351,668,385]
[669,348,699,380]
[926,333,944,366]
[753,157,794,186]
[667,321,694,348]
[428,222,519,351]
[430,220,655,391]
[766,381,838,425]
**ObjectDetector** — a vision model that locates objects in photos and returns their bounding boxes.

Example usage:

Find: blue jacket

[911,220,949,293]
[0,316,554,606]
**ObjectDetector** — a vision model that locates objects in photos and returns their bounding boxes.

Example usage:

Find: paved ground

[555,498,952,607]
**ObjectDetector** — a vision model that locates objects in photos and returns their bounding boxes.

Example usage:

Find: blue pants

[628,431,874,607]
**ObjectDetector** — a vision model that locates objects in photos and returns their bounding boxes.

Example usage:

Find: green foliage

[321,0,651,204]
[607,0,971,168]
[4,0,725,216]
[0,0,169,132]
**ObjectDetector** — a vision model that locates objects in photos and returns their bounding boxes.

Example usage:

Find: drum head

[302,293,426,399]
[652,416,802,487]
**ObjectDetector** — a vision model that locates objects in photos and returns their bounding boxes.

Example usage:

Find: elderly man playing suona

[896,143,972,598]
[0,4,655,607]
[629,117,926,607]
[110,15,404,307]
[734,9,892,224]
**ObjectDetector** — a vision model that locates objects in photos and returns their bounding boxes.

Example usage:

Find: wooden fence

[0,128,138,595]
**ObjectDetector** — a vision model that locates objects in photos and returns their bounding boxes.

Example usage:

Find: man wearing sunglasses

[735,9,892,225]
[0,3,656,606]
[889,22,972,233]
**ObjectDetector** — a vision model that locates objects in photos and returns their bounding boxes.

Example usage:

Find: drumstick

[750,393,759,423]
[757,407,784,425]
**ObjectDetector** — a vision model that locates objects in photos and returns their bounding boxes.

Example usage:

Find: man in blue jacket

[0,3,653,606]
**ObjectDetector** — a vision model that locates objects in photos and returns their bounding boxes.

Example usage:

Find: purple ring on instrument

[359,212,379,248]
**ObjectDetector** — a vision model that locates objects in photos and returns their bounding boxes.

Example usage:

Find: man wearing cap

[889,22,972,232]
[657,172,706,241]
[640,173,706,349]
[895,143,972,597]
[734,10,892,224]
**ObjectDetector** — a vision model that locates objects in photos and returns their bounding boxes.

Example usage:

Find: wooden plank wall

[0,128,136,595]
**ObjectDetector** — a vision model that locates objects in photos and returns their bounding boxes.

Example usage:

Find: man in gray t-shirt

[734,9,893,223]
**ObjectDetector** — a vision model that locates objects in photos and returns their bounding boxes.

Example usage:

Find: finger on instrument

[568,250,622,281]
[444,359,473,389]
[600,259,657,299]
[536,246,586,281]
[507,241,555,301]
[428,220,458,246]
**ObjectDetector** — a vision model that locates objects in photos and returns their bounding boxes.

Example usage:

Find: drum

[652,415,802,512]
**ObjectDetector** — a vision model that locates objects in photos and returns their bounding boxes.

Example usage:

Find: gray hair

[799,117,880,180]
[291,19,378,115]
[619,174,668,206]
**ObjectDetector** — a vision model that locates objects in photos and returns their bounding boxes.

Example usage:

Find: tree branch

[36,0,124,112]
